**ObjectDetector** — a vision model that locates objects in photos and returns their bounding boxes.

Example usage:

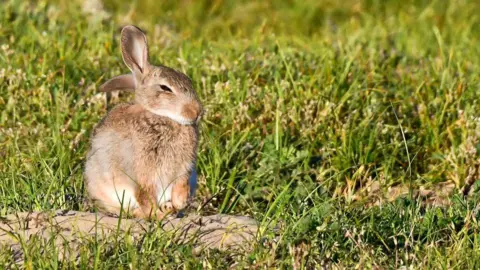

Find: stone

[0,210,259,263]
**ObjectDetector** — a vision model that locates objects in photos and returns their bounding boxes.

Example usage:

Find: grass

[1,0,480,268]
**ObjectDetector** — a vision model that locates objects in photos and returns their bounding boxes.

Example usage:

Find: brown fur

[85,25,202,220]
[171,176,190,210]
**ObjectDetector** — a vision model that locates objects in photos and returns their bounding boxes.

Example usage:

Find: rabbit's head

[100,25,203,125]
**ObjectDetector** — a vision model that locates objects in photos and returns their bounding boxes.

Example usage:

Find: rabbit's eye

[158,84,173,93]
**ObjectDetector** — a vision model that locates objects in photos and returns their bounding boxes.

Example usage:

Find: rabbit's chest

[150,137,197,204]
[140,126,197,176]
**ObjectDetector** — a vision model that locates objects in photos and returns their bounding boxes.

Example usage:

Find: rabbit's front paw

[159,201,174,213]
[171,177,190,210]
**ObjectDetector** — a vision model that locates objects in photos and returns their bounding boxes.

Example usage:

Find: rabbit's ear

[121,25,149,79]
[99,74,136,92]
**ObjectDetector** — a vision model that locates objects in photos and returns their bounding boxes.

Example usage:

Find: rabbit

[84,25,203,220]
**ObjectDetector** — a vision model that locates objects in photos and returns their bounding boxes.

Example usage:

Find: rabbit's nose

[181,101,201,121]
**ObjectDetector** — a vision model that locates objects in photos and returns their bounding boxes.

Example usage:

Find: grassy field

[1,0,480,268]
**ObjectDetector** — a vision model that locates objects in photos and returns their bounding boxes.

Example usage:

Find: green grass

[1,0,480,268]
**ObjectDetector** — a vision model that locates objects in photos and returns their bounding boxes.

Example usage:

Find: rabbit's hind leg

[88,178,139,216]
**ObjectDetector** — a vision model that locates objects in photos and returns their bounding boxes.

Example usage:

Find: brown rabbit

[84,25,202,220]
